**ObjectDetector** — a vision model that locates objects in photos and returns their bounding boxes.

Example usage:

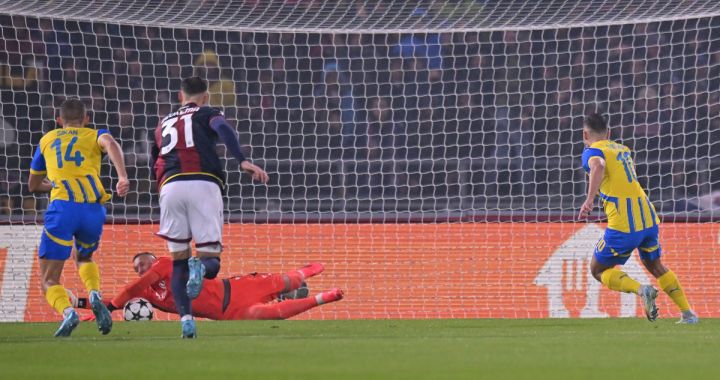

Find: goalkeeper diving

[578,113,697,323]
[78,253,343,320]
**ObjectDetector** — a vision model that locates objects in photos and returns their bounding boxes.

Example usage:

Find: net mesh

[1,0,720,322]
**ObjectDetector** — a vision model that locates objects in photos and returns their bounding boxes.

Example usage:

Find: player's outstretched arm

[98,134,130,197]
[210,115,269,183]
[106,269,162,311]
[579,157,605,219]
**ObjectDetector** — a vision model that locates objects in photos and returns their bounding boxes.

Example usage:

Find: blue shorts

[593,226,662,266]
[39,200,106,261]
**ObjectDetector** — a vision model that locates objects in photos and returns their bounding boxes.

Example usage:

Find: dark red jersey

[152,103,225,190]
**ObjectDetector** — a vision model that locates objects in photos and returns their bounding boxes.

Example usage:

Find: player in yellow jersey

[578,113,698,324]
[28,98,130,337]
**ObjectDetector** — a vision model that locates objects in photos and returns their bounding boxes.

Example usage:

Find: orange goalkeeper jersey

[110,257,226,320]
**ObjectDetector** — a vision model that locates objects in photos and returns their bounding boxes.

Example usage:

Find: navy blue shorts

[593,226,662,266]
[38,200,106,260]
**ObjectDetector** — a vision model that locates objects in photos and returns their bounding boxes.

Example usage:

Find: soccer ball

[123,298,154,321]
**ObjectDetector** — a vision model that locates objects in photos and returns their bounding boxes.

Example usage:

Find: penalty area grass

[0,319,718,380]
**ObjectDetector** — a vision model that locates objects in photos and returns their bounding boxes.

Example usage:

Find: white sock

[315,294,324,305]
[63,307,73,317]
[181,314,193,322]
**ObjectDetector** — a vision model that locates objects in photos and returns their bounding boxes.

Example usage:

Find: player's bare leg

[40,258,79,337]
[641,257,697,324]
[589,257,613,283]
[590,256,658,322]
[169,248,196,338]
[247,288,344,319]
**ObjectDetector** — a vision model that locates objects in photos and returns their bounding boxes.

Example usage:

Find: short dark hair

[181,76,208,96]
[60,98,86,124]
[132,252,156,262]
[584,113,607,134]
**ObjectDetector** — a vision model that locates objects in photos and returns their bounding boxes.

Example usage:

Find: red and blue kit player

[579,113,697,323]
[28,98,130,337]
[152,77,269,337]
[100,253,343,320]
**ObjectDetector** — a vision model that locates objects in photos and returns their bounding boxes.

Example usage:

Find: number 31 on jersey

[161,114,194,155]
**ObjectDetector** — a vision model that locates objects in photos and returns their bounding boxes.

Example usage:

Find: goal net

[1,0,719,322]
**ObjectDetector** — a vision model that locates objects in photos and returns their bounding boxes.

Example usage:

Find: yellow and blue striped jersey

[582,140,660,233]
[30,127,112,204]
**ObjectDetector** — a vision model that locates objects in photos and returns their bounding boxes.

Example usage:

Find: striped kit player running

[152,77,269,338]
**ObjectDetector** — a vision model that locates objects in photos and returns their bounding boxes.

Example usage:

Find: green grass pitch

[1,319,718,380]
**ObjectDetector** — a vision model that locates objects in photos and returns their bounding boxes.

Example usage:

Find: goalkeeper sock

[315,288,344,305]
[45,284,73,317]
[657,270,692,312]
[247,298,318,319]
[600,268,641,294]
[171,258,192,317]
[297,263,324,279]
[78,261,101,292]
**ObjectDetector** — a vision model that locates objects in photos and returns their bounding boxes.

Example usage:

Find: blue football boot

[186,257,206,300]
[54,309,80,338]
[639,285,659,322]
[181,319,197,339]
[89,290,113,335]
[677,311,699,324]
